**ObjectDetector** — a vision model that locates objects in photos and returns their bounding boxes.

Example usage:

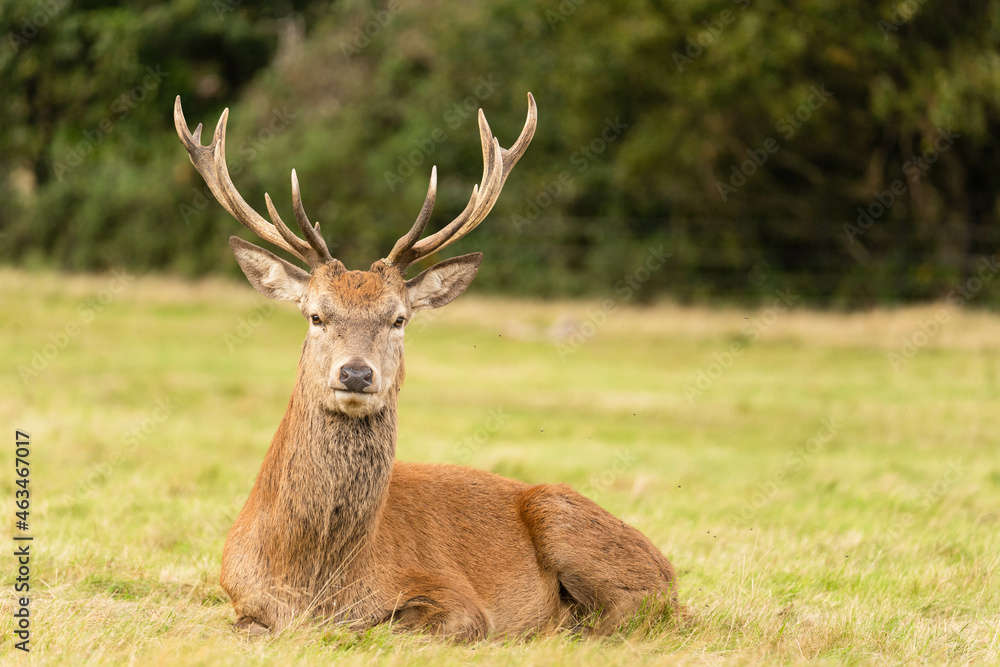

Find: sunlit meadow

[1,268,998,664]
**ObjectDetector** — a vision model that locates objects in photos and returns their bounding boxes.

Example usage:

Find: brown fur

[218,263,680,639]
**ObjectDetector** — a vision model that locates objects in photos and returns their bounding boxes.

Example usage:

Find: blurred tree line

[2,0,999,306]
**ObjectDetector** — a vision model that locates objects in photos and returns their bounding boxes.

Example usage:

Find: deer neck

[261,363,398,560]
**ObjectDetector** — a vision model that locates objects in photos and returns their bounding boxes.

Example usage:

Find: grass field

[2,267,999,664]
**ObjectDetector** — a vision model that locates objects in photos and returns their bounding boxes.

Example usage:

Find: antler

[385,92,537,271]
[173,96,333,269]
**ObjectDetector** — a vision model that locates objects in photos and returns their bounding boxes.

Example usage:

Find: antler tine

[174,96,328,269]
[263,192,323,267]
[385,93,537,271]
[425,134,502,248]
[386,166,437,265]
[291,169,334,264]
[499,92,537,185]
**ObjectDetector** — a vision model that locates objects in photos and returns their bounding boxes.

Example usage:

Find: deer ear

[229,236,310,303]
[405,252,483,312]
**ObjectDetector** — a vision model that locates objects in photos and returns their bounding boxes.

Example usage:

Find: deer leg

[517,484,679,635]
[225,582,306,635]
[377,572,492,641]
[233,616,271,635]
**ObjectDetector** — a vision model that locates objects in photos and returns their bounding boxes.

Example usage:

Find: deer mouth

[329,388,383,417]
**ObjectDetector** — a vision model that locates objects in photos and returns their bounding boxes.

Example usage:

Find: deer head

[174,95,536,417]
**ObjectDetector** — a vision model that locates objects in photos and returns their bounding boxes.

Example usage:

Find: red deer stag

[174,94,678,639]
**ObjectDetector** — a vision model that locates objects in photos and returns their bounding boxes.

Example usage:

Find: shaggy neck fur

[255,356,398,609]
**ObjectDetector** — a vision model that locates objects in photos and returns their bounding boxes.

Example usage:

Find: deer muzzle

[329,357,381,394]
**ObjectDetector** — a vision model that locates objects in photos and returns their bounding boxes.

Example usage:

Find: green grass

[1,267,998,664]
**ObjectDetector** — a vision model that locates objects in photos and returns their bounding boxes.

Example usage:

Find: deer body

[222,397,561,636]
[175,95,678,639]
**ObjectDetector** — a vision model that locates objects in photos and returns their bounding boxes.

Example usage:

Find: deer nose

[339,364,373,392]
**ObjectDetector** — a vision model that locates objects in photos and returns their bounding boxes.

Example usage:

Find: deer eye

[393,316,405,329]
[310,314,322,326]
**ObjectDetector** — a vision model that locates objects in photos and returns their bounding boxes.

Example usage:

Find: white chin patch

[331,390,381,416]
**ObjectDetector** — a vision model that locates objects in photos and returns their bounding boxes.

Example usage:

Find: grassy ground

[1,267,998,665]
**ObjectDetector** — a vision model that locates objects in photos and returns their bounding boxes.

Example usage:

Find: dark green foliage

[2,0,999,306]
